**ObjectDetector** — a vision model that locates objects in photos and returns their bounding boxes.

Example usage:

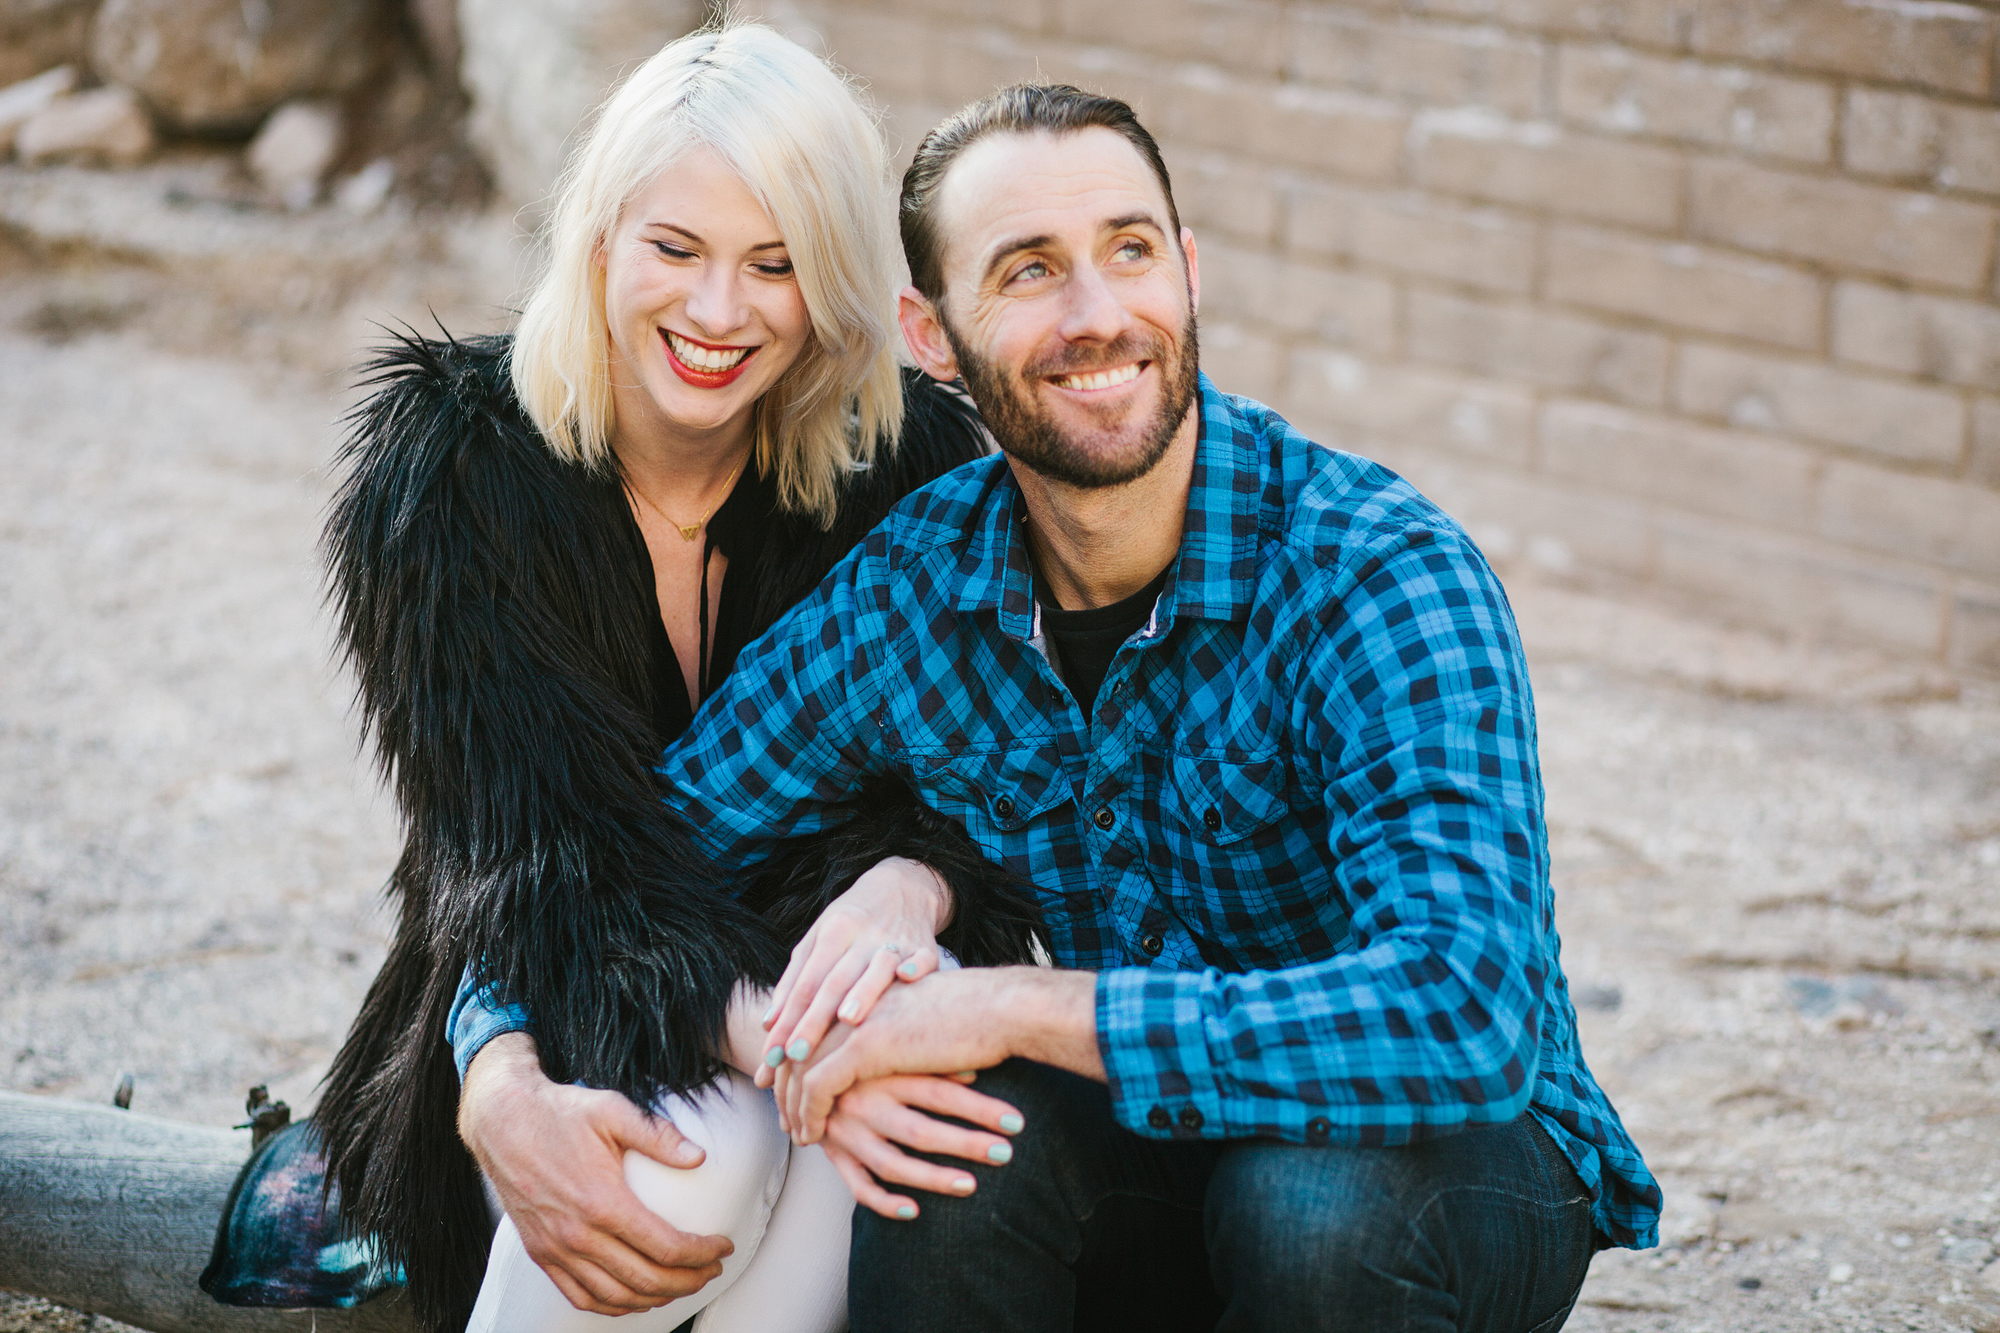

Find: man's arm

[790,531,1549,1149]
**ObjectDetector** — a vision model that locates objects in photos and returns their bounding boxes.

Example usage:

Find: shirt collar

[951,374,1260,638]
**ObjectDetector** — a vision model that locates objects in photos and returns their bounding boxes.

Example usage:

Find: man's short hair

[899,84,1181,303]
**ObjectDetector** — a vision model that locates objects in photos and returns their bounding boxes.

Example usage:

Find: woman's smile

[663,328,759,387]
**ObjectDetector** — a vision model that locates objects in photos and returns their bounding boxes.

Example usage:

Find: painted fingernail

[896,1204,917,1220]
[838,999,859,1022]
[764,1046,785,1069]
[787,1038,812,1062]
[953,1176,976,1193]
[897,957,921,978]
[761,1003,777,1025]
[999,1113,1024,1134]
[987,1142,1013,1164]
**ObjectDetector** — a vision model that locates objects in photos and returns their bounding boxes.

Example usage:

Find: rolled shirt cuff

[447,964,531,1083]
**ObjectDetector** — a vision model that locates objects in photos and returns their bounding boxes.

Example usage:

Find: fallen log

[0,1090,413,1333]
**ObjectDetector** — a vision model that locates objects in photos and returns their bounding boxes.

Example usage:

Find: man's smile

[1047,360,1147,393]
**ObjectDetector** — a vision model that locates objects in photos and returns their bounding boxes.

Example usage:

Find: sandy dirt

[2,165,1998,1333]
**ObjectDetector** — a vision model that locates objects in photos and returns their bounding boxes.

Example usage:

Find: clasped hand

[757,857,1022,1220]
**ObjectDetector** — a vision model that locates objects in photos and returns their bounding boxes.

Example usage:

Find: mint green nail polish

[896,1204,917,1220]
[987,1142,1013,1164]
[764,1046,785,1069]
[954,1176,976,1193]
[761,1003,777,1024]
[999,1113,1024,1134]
[787,1038,811,1061]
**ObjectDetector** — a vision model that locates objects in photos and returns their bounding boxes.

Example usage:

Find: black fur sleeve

[323,332,789,1096]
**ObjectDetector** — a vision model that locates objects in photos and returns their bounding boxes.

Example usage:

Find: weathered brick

[1952,579,2000,675]
[1197,320,1286,404]
[1819,461,2000,579]
[1406,288,1669,405]
[1283,11,1546,118]
[1973,398,2000,488]
[1539,399,1819,530]
[934,27,1048,101]
[851,0,1054,35]
[1686,0,1993,100]
[1673,342,1966,467]
[1689,158,1993,290]
[1413,0,1698,48]
[1285,184,1539,293]
[1842,88,2000,197]
[1544,226,1823,350]
[819,9,940,104]
[1199,241,1401,351]
[1652,513,1946,654]
[1412,110,1683,228]
[1055,0,1283,76]
[1159,67,1406,182]
[1285,349,1538,464]
[1830,281,2000,390]
[1162,149,1281,247]
[1555,43,1835,164]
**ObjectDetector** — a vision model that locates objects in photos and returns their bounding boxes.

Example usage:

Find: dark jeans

[850,1060,1597,1333]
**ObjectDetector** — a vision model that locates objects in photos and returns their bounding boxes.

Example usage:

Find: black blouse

[629,460,781,744]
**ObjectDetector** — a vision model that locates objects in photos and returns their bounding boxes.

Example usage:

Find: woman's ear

[898,286,959,382]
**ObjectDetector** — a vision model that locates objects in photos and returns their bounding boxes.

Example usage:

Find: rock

[247,99,342,209]
[0,62,76,154]
[89,0,387,135]
[16,85,155,166]
[1942,1237,1993,1267]
[1981,1259,2000,1293]
[0,0,92,88]
[1828,1262,1854,1283]
[334,156,395,214]
[456,0,704,208]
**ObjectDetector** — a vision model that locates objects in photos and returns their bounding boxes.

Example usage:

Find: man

[461,85,1660,1330]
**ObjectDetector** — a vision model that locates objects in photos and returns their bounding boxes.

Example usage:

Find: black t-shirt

[1039,564,1172,719]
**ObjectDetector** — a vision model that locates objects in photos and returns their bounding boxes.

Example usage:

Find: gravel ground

[2,192,1998,1332]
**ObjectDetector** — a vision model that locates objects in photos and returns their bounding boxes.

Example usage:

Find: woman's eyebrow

[642,222,788,252]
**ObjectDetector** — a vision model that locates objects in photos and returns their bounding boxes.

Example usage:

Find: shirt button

[1202,807,1222,833]
[993,795,1016,820]
[1178,1105,1204,1131]
[1306,1117,1332,1144]
[1147,1105,1171,1130]
[1093,806,1115,830]
[1140,933,1163,958]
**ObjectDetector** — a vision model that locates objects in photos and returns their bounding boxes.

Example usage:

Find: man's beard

[942,311,1200,490]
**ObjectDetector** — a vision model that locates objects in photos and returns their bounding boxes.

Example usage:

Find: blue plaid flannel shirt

[456,375,1660,1248]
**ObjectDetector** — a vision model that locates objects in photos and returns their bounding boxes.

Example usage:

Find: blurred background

[1,2,1998,1332]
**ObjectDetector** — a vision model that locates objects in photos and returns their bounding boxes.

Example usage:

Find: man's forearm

[996,966,1105,1082]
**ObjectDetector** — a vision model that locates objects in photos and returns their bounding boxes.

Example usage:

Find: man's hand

[458,1032,734,1314]
[819,1074,1025,1220]
[782,966,1102,1145]
[756,857,952,1082]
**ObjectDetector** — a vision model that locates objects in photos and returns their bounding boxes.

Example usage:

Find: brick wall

[751,0,2000,675]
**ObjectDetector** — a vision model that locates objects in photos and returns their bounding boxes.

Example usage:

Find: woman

[299,21,1041,1333]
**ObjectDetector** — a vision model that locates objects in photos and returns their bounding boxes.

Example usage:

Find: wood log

[0,1091,414,1333]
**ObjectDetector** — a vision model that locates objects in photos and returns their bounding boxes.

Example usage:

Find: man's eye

[1114,241,1148,262]
[1010,260,1049,284]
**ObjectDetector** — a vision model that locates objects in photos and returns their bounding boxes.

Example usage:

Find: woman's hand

[459,1032,733,1313]
[754,857,951,1084]
[817,1073,1025,1221]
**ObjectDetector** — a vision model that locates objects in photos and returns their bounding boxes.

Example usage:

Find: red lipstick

[663,329,758,389]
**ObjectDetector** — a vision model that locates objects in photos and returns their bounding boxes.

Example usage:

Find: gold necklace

[625,455,746,542]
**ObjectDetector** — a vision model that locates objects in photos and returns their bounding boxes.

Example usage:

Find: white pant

[467,1071,852,1333]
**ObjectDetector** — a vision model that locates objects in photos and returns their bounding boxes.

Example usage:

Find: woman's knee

[624,1071,789,1242]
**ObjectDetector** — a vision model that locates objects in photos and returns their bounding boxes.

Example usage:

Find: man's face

[925,128,1200,489]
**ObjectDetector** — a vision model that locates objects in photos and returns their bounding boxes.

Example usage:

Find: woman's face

[600,146,812,450]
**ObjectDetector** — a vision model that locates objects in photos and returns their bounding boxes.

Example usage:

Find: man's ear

[898,286,960,382]
[1181,226,1199,316]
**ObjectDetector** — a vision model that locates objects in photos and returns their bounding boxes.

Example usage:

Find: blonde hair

[511,21,904,526]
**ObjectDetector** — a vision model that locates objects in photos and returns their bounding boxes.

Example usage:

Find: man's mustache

[1019,331,1167,381]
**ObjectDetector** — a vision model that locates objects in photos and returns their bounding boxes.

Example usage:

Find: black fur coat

[313,332,1045,1332]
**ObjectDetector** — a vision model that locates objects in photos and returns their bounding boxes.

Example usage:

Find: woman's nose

[684,265,749,339]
